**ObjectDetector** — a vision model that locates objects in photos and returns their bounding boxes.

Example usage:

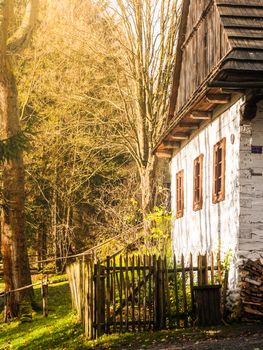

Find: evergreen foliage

[0,130,31,163]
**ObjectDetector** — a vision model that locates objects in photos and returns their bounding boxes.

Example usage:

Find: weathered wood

[106,256,110,334]
[148,255,152,330]
[156,257,163,330]
[112,256,116,332]
[204,253,208,285]
[137,256,141,331]
[217,252,222,285]
[155,150,172,159]
[189,253,194,325]
[119,256,123,332]
[67,252,223,339]
[125,254,129,331]
[193,285,222,326]
[179,122,199,129]
[206,93,231,104]
[181,254,188,327]
[153,255,157,329]
[143,255,147,330]
[162,141,180,149]
[223,269,229,318]
[164,256,171,328]
[42,281,48,317]
[131,255,135,332]
[173,255,180,328]
[168,133,189,140]
[190,111,212,120]
[243,306,263,316]
[211,252,215,284]
[198,255,202,286]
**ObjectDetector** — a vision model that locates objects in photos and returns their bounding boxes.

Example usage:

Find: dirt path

[150,334,263,350]
[138,324,263,350]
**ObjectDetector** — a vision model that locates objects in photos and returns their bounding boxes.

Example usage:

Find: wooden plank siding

[154,0,263,158]
[176,2,231,114]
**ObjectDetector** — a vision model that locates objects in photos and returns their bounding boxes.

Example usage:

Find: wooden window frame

[212,137,226,204]
[193,154,204,211]
[176,170,184,218]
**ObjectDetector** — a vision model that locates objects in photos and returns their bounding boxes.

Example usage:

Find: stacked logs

[240,259,263,320]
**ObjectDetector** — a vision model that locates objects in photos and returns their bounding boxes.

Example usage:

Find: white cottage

[154,0,263,314]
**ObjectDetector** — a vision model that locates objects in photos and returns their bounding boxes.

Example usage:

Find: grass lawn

[0,278,262,350]
[0,278,213,350]
[0,280,87,350]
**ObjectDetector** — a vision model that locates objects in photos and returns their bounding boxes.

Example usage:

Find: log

[240,259,263,320]
[244,278,261,287]
[243,307,263,316]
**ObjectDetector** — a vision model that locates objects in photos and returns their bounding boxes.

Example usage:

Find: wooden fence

[67,253,225,339]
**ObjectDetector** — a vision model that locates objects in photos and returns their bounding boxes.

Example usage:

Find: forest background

[0,0,180,311]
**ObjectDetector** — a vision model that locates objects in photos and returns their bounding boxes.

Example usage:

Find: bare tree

[0,0,38,317]
[105,0,180,235]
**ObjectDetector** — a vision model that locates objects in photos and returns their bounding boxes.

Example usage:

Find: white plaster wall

[239,100,263,262]
[171,100,242,287]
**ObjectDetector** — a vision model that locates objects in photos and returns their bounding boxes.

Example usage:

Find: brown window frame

[193,154,204,211]
[212,137,226,204]
[176,170,184,218]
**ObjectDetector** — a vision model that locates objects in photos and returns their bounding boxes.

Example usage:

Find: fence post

[154,256,163,330]
[42,278,48,317]
[4,292,10,323]
[95,260,105,338]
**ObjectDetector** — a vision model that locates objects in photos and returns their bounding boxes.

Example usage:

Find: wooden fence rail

[67,253,224,340]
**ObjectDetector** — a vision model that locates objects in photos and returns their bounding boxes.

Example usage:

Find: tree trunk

[37,219,47,271]
[0,58,33,317]
[140,155,158,238]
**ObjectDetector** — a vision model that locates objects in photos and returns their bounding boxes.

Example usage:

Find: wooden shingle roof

[154,0,263,158]
[217,0,263,79]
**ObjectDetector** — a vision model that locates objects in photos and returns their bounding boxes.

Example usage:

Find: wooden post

[143,255,147,331]
[198,255,202,286]
[153,255,157,329]
[173,255,180,328]
[113,256,116,333]
[148,255,152,330]
[137,256,141,332]
[222,269,229,318]
[164,256,171,329]
[119,255,123,332]
[189,253,194,325]
[106,256,110,334]
[42,278,48,317]
[84,262,89,338]
[181,254,187,327]
[203,253,208,285]
[100,265,105,336]
[155,256,163,330]
[217,252,222,285]
[90,261,94,339]
[125,254,129,332]
[211,252,215,284]
[131,255,135,332]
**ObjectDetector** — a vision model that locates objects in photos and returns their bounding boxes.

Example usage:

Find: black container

[193,285,222,326]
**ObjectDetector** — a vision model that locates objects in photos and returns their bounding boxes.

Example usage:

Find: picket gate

[67,253,225,339]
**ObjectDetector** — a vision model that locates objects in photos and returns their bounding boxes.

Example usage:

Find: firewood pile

[240,259,263,320]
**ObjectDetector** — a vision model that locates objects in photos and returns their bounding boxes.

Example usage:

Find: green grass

[0,278,262,350]
[0,278,213,350]
[0,281,87,350]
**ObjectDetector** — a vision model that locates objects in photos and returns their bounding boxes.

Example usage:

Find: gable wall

[239,101,263,262]
[175,2,230,113]
[171,99,243,288]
